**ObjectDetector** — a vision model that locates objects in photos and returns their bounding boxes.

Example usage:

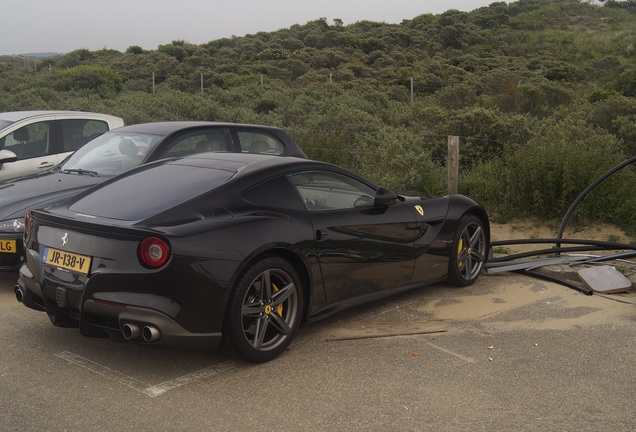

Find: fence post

[447,136,459,195]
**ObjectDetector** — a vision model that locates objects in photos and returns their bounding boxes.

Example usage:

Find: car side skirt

[305,279,445,322]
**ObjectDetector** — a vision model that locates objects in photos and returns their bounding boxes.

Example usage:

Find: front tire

[447,214,487,286]
[225,257,303,362]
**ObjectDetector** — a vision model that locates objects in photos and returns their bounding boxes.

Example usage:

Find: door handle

[37,162,55,169]
[316,230,328,240]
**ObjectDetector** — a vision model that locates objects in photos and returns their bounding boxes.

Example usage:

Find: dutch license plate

[42,246,92,275]
[0,240,16,253]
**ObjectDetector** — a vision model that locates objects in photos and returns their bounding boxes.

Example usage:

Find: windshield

[61,131,163,176]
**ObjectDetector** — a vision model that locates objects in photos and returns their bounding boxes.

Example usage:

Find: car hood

[0,172,103,221]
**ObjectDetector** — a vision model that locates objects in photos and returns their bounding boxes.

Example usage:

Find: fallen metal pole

[486,256,582,274]
[556,155,636,247]
[521,268,593,296]
[489,245,609,263]
[491,237,636,249]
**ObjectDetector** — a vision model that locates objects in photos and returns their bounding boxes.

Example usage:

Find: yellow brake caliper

[271,283,283,316]
[458,238,464,269]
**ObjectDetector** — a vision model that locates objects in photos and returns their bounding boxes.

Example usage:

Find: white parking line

[144,361,237,397]
[424,341,476,364]
[55,351,236,397]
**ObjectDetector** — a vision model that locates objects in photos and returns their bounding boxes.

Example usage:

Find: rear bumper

[16,265,222,350]
[16,264,46,311]
[82,300,222,350]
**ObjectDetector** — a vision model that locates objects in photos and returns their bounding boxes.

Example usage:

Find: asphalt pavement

[1,270,635,431]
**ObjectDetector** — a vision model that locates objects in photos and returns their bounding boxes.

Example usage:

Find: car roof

[162,152,356,184]
[111,121,288,136]
[170,152,321,172]
[0,110,122,122]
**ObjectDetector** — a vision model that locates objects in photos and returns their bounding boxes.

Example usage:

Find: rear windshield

[68,163,235,220]
[0,120,14,131]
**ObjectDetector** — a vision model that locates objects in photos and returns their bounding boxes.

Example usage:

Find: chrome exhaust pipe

[122,323,141,340]
[14,285,24,303]
[142,325,160,342]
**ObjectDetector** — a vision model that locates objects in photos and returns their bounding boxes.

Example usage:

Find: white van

[0,111,124,182]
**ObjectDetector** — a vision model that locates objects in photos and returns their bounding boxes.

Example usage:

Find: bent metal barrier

[485,155,636,295]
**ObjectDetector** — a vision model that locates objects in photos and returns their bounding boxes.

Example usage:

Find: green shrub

[462,118,631,227]
[54,65,123,97]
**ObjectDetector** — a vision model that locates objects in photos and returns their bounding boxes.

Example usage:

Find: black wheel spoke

[269,313,292,336]
[260,270,272,302]
[242,301,263,317]
[471,250,486,263]
[458,249,469,263]
[271,281,294,307]
[251,316,269,349]
[468,226,482,248]
[463,255,474,277]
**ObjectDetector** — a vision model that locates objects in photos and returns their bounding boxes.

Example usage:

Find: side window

[159,130,229,158]
[60,119,109,152]
[4,122,50,160]
[237,131,284,155]
[242,176,305,211]
[288,171,376,211]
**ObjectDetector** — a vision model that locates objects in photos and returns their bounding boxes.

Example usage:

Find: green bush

[1,0,636,236]
[54,65,123,97]
[462,118,635,232]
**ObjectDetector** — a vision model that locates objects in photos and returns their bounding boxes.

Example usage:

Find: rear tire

[447,214,487,286]
[225,257,303,362]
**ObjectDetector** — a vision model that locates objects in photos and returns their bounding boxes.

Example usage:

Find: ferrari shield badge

[415,205,424,216]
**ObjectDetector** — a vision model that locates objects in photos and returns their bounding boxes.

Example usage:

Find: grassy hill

[1,0,635,234]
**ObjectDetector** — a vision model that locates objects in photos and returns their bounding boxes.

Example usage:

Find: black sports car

[0,121,306,271]
[16,153,489,362]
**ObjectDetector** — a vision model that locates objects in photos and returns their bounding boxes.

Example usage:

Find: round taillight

[138,237,170,268]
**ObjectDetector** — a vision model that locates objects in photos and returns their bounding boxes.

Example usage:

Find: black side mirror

[374,187,398,207]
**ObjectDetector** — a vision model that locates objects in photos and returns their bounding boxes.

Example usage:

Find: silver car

[0,111,124,182]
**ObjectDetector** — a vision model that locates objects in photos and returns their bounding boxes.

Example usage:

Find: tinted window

[289,171,376,211]
[69,163,235,220]
[60,119,109,152]
[237,131,284,155]
[242,176,305,211]
[159,130,230,158]
[1,122,49,159]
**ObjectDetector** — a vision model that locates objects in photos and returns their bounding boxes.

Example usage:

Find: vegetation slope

[1,0,635,235]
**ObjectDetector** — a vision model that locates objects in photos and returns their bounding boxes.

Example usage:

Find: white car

[0,111,124,182]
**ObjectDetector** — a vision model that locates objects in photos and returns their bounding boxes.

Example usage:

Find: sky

[2,0,498,55]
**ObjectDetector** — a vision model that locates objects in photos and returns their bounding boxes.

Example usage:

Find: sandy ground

[316,267,636,342]
[490,218,633,250]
